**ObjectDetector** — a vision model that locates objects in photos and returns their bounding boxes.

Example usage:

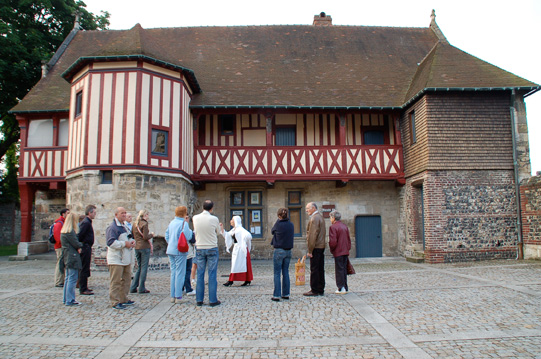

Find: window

[288,191,302,237]
[276,127,296,146]
[101,170,112,184]
[363,130,384,145]
[230,190,263,238]
[409,111,416,144]
[27,119,53,147]
[219,114,235,135]
[58,119,69,146]
[151,129,168,156]
[75,91,83,118]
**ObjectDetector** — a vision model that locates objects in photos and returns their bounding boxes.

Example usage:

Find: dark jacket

[78,216,94,248]
[133,219,153,250]
[306,211,326,253]
[62,230,83,270]
[329,220,351,257]
[271,218,294,249]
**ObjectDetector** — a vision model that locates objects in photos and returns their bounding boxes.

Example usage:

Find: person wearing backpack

[54,208,70,287]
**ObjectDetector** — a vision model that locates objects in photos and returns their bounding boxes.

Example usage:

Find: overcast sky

[84,0,541,175]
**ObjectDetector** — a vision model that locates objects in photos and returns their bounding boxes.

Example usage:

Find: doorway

[355,215,382,258]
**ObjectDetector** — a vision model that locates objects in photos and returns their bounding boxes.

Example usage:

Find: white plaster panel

[140,74,150,165]
[171,82,180,168]
[143,63,181,79]
[306,115,314,146]
[100,73,113,164]
[112,73,125,164]
[162,79,171,127]
[151,158,158,166]
[243,129,265,146]
[55,150,62,177]
[93,61,137,69]
[87,74,101,165]
[152,76,160,126]
[125,72,137,164]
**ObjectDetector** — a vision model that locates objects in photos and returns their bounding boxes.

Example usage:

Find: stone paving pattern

[0,254,540,358]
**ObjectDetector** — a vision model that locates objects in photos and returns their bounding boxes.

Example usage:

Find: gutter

[510,89,524,260]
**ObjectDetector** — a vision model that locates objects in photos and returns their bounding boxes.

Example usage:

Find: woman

[270,208,294,301]
[130,209,154,294]
[221,216,253,287]
[61,212,83,306]
[165,206,192,304]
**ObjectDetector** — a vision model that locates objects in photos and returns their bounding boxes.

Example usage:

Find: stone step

[405,255,424,263]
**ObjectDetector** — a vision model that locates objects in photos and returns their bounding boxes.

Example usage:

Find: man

[125,213,133,231]
[54,208,70,287]
[192,200,222,307]
[328,210,352,294]
[304,202,326,296]
[78,205,97,296]
[106,207,136,310]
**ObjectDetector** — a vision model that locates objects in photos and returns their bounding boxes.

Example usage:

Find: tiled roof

[11,23,539,113]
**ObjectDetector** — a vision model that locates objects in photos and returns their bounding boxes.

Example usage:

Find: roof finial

[430,9,436,22]
[73,11,82,30]
[429,9,448,43]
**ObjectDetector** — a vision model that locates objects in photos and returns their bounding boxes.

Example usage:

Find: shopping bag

[295,255,306,286]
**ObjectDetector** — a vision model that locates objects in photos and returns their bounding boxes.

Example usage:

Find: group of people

[55,199,353,308]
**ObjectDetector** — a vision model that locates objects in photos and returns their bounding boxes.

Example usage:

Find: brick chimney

[313,12,332,26]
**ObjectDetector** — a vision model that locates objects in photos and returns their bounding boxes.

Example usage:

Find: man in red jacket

[54,208,70,287]
[329,210,351,294]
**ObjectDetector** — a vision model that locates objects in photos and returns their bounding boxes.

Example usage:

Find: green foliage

[0,244,18,256]
[0,0,110,202]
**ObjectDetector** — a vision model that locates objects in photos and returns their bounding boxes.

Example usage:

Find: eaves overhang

[62,55,201,93]
[402,86,541,109]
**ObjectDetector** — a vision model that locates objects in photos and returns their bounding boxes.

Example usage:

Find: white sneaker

[186,289,196,296]
[334,287,347,294]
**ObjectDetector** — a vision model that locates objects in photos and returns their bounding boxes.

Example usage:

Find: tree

[0,0,110,201]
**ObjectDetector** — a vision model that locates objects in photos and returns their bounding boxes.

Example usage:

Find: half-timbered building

[11,12,540,262]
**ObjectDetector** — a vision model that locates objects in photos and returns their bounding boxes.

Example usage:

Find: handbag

[177,221,189,252]
[346,257,356,275]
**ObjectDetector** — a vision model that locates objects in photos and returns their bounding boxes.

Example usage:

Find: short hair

[277,208,288,219]
[202,200,214,211]
[175,206,187,217]
[330,210,341,221]
[60,208,69,216]
[78,214,86,223]
[308,202,317,210]
[85,205,96,216]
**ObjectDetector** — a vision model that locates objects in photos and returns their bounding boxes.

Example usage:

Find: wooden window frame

[409,111,416,145]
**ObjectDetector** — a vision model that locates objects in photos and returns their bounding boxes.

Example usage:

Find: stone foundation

[401,170,519,263]
[66,169,196,248]
[520,175,541,259]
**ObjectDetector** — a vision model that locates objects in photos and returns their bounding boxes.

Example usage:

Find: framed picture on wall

[231,191,244,206]
[249,191,261,205]
[151,129,168,156]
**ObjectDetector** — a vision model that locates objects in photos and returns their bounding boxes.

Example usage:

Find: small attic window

[75,91,83,118]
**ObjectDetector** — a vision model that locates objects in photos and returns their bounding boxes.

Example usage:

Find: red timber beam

[18,183,37,243]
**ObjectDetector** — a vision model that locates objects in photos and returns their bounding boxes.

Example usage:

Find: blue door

[355,216,382,258]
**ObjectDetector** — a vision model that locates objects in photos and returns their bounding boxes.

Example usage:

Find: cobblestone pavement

[0,253,540,358]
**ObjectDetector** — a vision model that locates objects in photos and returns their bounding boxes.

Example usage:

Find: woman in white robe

[221,216,253,286]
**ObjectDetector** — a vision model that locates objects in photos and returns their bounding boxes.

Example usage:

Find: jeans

[63,268,78,305]
[196,247,219,303]
[131,248,151,293]
[273,248,291,298]
[183,257,193,292]
[168,254,187,299]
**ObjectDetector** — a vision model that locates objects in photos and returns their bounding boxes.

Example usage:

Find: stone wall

[520,175,541,259]
[196,180,401,259]
[33,189,67,249]
[66,169,196,264]
[401,170,518,263]
[0,203,20,245]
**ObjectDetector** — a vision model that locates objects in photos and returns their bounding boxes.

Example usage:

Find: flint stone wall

[521,175,541,259]
[401,170,518,263]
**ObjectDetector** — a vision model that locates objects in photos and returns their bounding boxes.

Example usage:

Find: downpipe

[510,90,524,260]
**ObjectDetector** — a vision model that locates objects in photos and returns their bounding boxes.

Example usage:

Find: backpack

[48,220,60,244]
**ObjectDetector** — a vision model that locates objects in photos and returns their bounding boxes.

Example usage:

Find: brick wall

[520,175,541,259]
[402,170,518,263]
